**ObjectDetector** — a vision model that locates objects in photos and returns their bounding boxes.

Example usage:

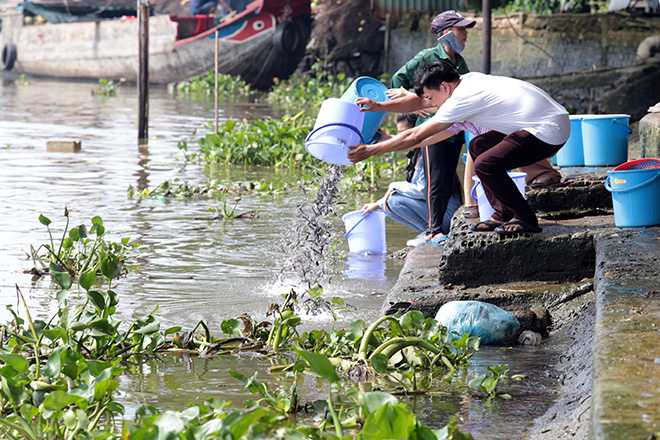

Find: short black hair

[395,112,417,128]
[413,61,460,97]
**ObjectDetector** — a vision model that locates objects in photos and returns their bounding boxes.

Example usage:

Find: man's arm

[347,120,454,163]
[356,93,433,114]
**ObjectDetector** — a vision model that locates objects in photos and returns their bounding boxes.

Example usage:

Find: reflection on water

[343,252,387,281]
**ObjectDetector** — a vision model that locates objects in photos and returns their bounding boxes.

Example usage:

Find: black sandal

[494,220,542,235]
[469,219,502,232]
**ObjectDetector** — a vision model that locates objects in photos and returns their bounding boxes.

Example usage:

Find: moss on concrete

[639,113,660,158]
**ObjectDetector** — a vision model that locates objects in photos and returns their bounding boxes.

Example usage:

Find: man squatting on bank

[347,61,570,235]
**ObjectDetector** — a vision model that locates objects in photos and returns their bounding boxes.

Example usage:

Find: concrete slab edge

[591,228,660,439]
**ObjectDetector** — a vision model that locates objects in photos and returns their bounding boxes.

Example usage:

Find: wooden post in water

[138,0,149,143]
[215,30,219,135]
[383,13,390,74]
[482,0,492,74]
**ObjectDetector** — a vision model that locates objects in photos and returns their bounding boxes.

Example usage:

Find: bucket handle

[604,170,660,193]
[344,212,371,238]
[612,119,633,135]
[470,181,481,202]
[306,123,365,144]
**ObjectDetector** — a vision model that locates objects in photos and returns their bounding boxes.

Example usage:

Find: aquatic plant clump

[27,208,141,280]
[179,111,314,167]
[168,71,252,99]
[266,60,355,109]
[4,214,496,438]
[128,177,299,199]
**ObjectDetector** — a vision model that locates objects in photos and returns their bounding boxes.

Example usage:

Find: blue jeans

[385,192,460,235]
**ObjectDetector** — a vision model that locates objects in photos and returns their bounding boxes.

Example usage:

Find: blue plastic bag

[434,301,520,345]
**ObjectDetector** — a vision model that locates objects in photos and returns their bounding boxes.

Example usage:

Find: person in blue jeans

[360,113,460,247]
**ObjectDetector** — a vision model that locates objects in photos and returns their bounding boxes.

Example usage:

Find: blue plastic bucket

[581,114,631,167]
[471,172,527,222]
[306,98,365,165]
[605,158,660,227]
[342,210,387,254]
[340,77,390,143]
[555,114,587,167]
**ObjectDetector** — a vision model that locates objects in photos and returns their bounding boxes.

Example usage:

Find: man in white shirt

[348,61,569,235]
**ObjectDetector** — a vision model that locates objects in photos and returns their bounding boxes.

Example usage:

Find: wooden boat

[0,0,311,87]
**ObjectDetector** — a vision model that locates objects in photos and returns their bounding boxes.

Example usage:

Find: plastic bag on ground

[434,300,520,345]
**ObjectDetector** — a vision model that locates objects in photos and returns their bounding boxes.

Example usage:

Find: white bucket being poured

[305,98,365,166]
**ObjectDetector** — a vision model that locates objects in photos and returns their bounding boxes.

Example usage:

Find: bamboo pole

[138,0,149,143]
[215,29,219,135]
[482,0,492,74]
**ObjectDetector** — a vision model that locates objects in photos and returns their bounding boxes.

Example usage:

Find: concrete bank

[383,172,660,438]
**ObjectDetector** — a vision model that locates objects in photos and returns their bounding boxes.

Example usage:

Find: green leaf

[39,214,51,226]
[42,391,80,411]
[360,402,415,440]
[401,310,426,333]
[221,318,241,336]
[79,271,97,291]
[87,290,106,311]
[107,289,119,307]
[370,353,389,374]
[44,345,67,378]
[0,354,29,373]
[53,271,73,290]
[360,391,399,417]
[468,374,486,390]
[294,348,341,384]
[134,321,160,335]
[226,408,268,439]
[154,411,185,435]
[164,326,182,336]
[346,319,365,342]
[88,318,115,336]
[101,253,121,280]
[69,227,81,241]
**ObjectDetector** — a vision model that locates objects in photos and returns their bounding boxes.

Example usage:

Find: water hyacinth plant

[179,111,314,167]
[266,60,356,110]
[169,71,252,99]
[28,208,140,279]
[3,213,497,438]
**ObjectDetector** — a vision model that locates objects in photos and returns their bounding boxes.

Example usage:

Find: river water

[0,75,563,437]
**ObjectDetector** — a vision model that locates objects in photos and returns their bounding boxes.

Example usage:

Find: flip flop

[494,220,542,235]
[427,235,447,247]
[463,206,479,219]
[469,219,501,232]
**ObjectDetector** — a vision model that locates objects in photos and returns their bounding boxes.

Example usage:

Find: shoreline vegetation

[0,67,506,439]
[0,209,504,439]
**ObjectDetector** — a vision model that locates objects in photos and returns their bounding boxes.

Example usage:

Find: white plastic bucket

[471,172,527,222]
[342,210,386,254]
[306,98,365,166]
